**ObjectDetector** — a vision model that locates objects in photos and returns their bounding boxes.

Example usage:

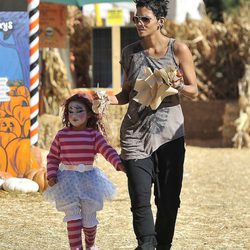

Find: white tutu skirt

[43,167,116,213]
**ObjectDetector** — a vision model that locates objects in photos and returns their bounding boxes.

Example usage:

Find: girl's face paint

[68,101,89,130]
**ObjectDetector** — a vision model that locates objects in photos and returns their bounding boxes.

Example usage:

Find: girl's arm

[47,134,61,182]
[173,41,198,99]
[95,131,123,171]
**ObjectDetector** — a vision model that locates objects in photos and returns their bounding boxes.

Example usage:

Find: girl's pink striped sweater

[47,127,121,180]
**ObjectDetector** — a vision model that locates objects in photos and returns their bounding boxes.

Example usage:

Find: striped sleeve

[95,131,121,169]
[47,133,61,180]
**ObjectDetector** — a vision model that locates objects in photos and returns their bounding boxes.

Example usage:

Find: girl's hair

[134,0,169,18]
[62,93,100,130]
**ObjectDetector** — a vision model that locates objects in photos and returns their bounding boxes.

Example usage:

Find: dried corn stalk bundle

[42,49,72,115]
[67,6,92,88]
[164,2,250,101]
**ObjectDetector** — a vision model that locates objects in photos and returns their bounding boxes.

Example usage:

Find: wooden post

[111,26,121,93]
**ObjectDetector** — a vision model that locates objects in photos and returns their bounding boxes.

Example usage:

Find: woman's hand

[48,177,58,187]
[92,90,109,114]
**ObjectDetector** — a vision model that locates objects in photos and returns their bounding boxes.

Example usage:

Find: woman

[100,0,198,249]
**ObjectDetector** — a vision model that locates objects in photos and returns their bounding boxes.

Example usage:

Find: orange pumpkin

[24,168,48,192]
[0,115,22,137]
[2,95,29,116]
[23,119,30,138]
[13,105,30,126]
[0,131,16,148]
[16,85,30,99]
[0,146,7,172]
[0,110,7,117]
[7,89,16,96]
[5,138,40,177]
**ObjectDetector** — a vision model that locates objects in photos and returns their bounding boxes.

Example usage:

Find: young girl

[44,93,125,250]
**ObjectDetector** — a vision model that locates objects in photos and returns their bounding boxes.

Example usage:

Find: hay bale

[103,105,127,147]
[222,102,239,147]
[38,114,62,150]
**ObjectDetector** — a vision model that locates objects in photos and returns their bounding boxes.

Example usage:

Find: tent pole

[28,0,40,145]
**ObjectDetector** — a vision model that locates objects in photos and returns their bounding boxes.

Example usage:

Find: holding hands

[92,90,110,114]
[48,177,57,187]
[116,163,126,173]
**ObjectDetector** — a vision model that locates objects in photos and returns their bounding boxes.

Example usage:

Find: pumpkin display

[2,95,29,116]
[3,177,39,193]
[5,138,40,176]
[0,110,7,117]
[0,131,16,148]
[23,167,48,192]
[0,146,7,171]
[23,119,30,138]
[16,85,30,99]
[12,105,30,127]
[0,115,22,137]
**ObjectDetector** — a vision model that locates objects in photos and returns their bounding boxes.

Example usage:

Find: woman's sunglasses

[132,15,152,24]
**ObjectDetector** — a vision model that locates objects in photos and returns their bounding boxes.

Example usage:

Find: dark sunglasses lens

[141,17,150,23]
[133,16,151,24]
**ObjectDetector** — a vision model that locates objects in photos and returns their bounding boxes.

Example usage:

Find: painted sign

[0,78,10,102]
[0,12,38,177]
[106,9,124,26]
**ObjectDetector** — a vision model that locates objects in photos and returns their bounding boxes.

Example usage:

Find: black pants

[124,137,185,250]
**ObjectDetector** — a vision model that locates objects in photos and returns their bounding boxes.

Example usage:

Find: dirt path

[0,146,250,250]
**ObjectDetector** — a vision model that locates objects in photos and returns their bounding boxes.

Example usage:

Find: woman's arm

[173,41,198,99]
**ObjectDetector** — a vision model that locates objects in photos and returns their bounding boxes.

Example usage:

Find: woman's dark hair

[134,0,169,18]
[62,93,99,130]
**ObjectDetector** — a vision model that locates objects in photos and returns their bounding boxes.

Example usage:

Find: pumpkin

[5,138,40,176]
[23,119,30,138]
[0,115,22,137]
[0,131,16,148]
[2,96,29,116]
[23,167,48,192]
[16,85,30,99]
[3,177,39,193]
[0,110,7,117]
[13,105,30,126]
[0,146,7,172]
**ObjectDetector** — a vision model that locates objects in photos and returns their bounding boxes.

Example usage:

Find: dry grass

[1,145,250,250]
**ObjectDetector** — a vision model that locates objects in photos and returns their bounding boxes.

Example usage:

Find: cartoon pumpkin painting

[0,84,40,177]
[0,12,48,192]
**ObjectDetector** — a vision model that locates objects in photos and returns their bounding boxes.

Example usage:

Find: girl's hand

[48,177,58,187]
[117,163,126,173]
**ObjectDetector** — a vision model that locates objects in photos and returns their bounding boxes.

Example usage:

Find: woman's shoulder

[122,40,142,55]
[173,40,191,55]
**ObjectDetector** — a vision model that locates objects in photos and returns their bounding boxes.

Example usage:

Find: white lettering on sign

[0,77,10,102]
[0,21,13,32]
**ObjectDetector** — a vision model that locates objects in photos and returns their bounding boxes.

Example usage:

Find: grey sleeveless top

[120,38,184,160]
